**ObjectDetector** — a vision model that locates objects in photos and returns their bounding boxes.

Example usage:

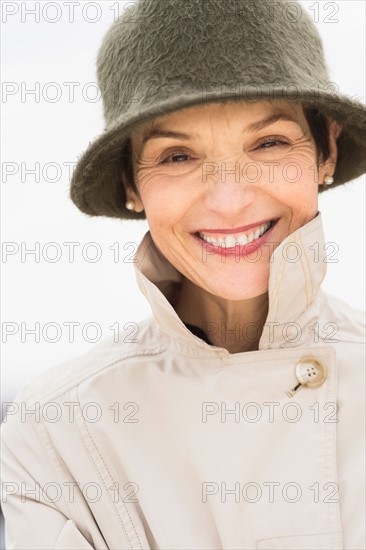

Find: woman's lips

[195,218,275,235]
[193,219,279,257]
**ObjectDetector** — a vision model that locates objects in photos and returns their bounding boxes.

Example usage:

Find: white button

[286,356,327,397]
[295,356,327,388]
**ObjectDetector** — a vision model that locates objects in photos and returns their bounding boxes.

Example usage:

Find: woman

[1,0,365,548]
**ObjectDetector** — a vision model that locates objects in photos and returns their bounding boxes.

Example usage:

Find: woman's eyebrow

[141,112,300,145]
[246,112,300,133]
[142,129,191,145]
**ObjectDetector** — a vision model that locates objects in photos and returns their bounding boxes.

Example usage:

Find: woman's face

[129,100,339,301]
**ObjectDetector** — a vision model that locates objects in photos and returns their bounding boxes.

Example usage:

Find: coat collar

[133,211,328,352]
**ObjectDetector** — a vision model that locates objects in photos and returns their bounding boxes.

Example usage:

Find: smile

[196,220,275,248]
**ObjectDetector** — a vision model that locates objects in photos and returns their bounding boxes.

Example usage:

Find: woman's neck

[174,276,269,354]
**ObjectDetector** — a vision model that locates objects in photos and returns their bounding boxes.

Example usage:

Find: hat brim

[70,88,366,220]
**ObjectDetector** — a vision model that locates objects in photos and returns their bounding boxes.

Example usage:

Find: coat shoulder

[9,316,164,407]
[318,288,365,343]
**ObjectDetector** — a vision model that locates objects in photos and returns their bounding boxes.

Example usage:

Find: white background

[1,0,365,402]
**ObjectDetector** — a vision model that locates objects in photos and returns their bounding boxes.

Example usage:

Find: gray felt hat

[70,0,366,220]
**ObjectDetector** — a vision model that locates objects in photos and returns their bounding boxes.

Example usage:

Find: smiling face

[128,99,339,301]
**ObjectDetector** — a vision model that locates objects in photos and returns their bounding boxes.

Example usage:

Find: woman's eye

[255,138,289,150]
[158,138,289,164]
[160,150,191,164]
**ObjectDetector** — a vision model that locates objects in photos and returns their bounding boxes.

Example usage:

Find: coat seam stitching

[73,386,142,549]
[299,230,314,305]
[31,416,72,518]
[27,346,166,405]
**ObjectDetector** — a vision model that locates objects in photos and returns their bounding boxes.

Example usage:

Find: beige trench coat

[1,211,365,549]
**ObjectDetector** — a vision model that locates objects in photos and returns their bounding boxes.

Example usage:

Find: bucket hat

[70,0,366,220]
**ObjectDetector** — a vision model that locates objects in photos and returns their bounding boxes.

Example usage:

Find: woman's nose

[200,160,259,213]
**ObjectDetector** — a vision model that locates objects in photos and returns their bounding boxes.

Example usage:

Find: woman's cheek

[138,171,188,224]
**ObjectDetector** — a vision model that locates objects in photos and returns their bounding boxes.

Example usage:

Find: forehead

[131,99,304,144]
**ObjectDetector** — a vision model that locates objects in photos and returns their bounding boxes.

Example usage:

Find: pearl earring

[125,200,135,211]
[324,176,334,186]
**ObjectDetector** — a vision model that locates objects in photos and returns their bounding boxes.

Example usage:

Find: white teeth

[199,222,271,248]
[238,234,248,246]
[225,235,236,248]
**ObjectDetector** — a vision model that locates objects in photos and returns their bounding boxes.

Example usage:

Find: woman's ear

[125,187,145,213]
[318,117,343,186]
[123,132,145,213]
